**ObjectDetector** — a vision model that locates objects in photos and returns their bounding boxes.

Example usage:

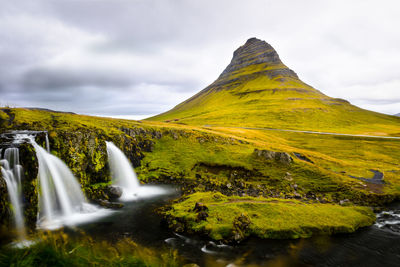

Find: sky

[1,0,400,119]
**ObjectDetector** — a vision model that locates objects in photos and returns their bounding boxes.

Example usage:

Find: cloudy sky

[1,0,400,118]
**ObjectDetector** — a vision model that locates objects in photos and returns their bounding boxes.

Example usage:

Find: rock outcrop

[219,37,298,80]
[253,148,293,164]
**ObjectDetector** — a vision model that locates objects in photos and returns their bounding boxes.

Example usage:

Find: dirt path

[203,125,400,140]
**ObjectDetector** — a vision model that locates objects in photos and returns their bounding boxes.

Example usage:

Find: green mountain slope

[149,38,400,135]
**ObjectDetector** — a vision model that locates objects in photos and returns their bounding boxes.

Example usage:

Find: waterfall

[26,135,110,230]
[45,132,50,152]
[106,141,140,200]
[0,147,26,240]
[106,141,167,201]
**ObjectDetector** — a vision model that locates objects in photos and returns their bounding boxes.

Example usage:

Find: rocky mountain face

[179,37,313,105]
[218,37,298,80]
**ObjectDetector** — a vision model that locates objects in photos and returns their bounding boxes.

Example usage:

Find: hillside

[149,38,400,135]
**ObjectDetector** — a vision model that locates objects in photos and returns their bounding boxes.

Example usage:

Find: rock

[339,199,350,206]
[284,172,293,181]
[196,211,209,221]
[293,192,302,199]
[226,183,232,189]
[253,149,292,164]
[219,38,298,80]
[193,202,208,212]
[275,152,293,164]
[107,186,123,200]
[97,199,124,209]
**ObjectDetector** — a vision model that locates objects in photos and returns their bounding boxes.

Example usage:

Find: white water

[0,147,26,240]
[106,141,167,201]
[26,136,111,230]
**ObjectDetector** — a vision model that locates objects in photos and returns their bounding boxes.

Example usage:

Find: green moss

[163,192,376,241]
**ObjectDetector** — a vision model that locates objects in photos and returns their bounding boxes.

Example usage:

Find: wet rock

[97,199,124,209]
[106,186,123,200]
[232,213,252,242]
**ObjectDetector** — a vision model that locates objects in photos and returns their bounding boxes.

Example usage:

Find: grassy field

[1,107,400,240]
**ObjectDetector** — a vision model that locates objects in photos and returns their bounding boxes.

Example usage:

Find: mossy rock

[162,192,376,242]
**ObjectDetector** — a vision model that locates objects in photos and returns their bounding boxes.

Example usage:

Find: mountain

[149,38,400,135]
[395,113,400,117]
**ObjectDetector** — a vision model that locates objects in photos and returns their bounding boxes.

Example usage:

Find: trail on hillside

[203,125,400,140]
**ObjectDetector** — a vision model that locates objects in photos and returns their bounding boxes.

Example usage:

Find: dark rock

[97,199,124,209]
[293,192,302,199]
[293,152,314,164]
[193,202,208,212]
[196,211,209,221]
[106,186,123,200]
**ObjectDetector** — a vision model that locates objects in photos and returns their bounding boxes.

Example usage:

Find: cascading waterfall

[106,141,140,200]
[25,136,111,229]
[0,147,26,240]
[106,141,166,201]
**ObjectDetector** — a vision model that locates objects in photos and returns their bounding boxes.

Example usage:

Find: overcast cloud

[1,0,400,118]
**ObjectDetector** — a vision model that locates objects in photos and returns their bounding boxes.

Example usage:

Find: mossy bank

[0,107,399,240]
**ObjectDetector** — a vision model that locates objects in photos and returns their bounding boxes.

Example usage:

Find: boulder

[107,186,123,200]
[254,149,293,164]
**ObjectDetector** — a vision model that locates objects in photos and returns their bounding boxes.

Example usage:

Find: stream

[68,188,400,266]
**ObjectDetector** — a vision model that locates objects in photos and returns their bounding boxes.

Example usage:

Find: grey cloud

[22,68,133,90]
[1,0,400,116]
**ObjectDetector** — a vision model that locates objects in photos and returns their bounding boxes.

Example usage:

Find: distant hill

[149,38,400,135]
[395,113,400,117]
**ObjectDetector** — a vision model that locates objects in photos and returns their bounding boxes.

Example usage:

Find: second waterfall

[106,141,166,201]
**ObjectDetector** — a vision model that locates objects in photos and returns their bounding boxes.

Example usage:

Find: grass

[2,107,400,203]
[1,107,400,243]
[0,231,181,267]
[148,62,400,135]
[163,192,376,240]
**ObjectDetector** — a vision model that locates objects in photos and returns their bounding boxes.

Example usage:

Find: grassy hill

[149,38,400,136]
[1,39,399,242]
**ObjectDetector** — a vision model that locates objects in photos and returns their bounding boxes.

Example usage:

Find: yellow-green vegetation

[163,192,376,241]
[0,231,181,267]
[149,39,400,136]
[1,107,399,240]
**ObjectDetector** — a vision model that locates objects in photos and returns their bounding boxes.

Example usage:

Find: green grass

[2,107,400,204]
[163,192,376,241]
[149,62,400,135]
[0,231,181,267]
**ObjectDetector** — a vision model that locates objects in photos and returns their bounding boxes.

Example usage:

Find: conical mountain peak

[218,38,298,80]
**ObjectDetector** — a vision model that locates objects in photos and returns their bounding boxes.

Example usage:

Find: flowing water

[0,147,26,240]
[106,141,167,201]
[28,136,111,230]
[76,193,400,266]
